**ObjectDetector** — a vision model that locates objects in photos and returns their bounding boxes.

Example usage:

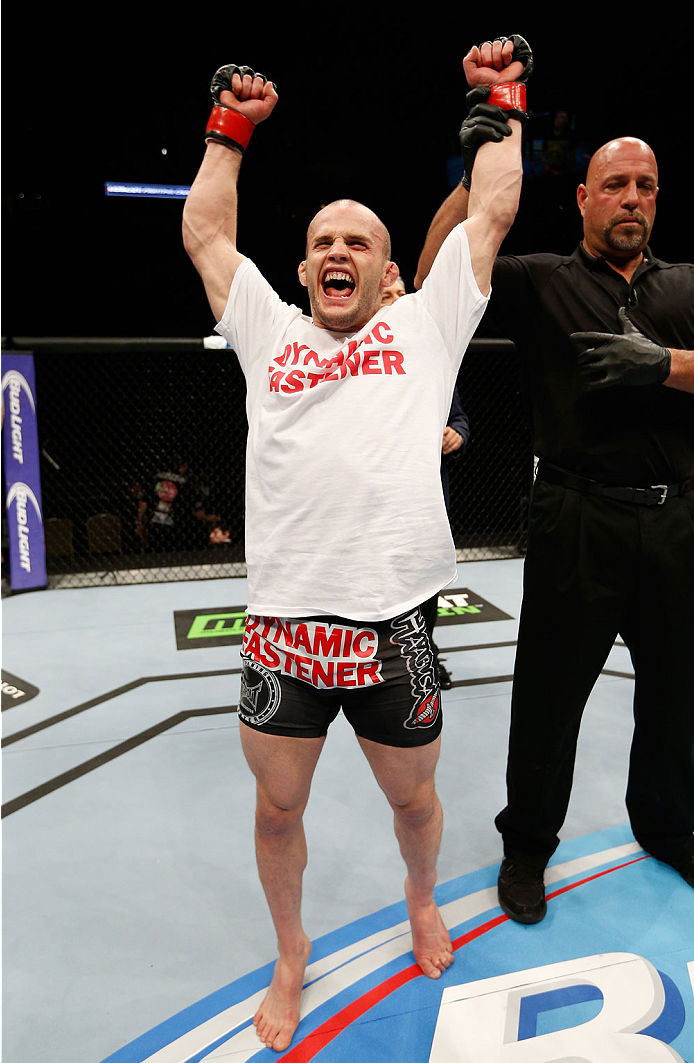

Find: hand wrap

[205,64,265,153]
[460,34,532,190]
[570,307,672,389]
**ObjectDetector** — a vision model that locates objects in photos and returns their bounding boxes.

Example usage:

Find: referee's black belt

[536,461,694,506]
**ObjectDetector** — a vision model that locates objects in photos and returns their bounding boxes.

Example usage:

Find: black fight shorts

[238,608,442,747]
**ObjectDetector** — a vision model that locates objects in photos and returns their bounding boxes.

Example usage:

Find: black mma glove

[571,307,672,389]
[210,64,274,106]
[460,34,533,191]
[205,64,271,153]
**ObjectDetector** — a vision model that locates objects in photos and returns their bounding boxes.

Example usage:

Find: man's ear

[576,184,587,219]
[298,261,308,287]
[383,260,400,287]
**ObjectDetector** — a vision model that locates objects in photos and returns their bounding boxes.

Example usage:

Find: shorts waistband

[536,461,694,506]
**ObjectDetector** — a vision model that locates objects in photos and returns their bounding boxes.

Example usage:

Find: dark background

[2,16,689,582]
[2,17,689,341]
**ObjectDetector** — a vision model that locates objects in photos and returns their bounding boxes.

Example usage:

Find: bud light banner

[2,354,47,591]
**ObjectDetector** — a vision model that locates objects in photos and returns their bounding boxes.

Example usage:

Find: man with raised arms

[183,37,529,1052]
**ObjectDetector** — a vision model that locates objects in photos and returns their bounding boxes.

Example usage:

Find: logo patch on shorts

[390,610,440,730]
[238,661,282,727]
[405,689,440,729]
[242,616,383,690]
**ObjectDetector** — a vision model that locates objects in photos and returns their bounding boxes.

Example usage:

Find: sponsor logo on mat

[174,588,513,651]
[436,588,513,626]
[1,671,40,710]
[98,825,694,1062]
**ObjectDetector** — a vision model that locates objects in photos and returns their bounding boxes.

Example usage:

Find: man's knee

[390,784,440,829]
[255,789,308,837]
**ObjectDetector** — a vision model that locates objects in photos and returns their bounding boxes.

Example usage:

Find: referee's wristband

[205,106,255,153]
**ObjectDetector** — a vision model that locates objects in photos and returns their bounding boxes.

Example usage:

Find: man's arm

[442,387,470,455]
[463,120,522,296]
[444,386,470,452]
[183,142,245,322]
[414,183,469,290]
[182,66,278,323]
[415,37,531,292]
[664,350,694,394]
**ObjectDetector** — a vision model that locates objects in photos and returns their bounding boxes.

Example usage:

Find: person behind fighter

[183,38,528,1052]
[381,274,470,688]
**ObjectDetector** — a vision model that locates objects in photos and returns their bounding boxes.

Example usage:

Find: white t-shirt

[215,224,488,621]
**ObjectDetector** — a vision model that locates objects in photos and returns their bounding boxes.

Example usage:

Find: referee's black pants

[495,477,694,869]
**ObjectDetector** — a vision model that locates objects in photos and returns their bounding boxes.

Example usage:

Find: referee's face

[578,137,658,262]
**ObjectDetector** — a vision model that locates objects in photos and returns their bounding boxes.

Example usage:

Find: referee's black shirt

[482,244,694,485]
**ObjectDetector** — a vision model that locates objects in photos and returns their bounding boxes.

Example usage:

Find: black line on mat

[1,646,634,818]
[448,669,634,688]
[0,644,517,749]
[2,705,238,818]
[450,675,515,688]
[1,669,242,748]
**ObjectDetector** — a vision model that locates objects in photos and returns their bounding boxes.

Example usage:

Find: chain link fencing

[2,336,533,592]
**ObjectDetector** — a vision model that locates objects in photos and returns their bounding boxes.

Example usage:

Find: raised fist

[210,64,278,126]
[463,35,533,88]
[458,36,532,190]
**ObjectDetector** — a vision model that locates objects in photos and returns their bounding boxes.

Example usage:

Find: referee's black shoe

[497,857,547,924]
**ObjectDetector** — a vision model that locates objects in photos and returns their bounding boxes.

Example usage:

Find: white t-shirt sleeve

[214,258,301,372]
[417,224,489,363]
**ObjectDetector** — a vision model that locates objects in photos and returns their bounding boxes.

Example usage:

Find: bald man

[183,42,525,1052]
[415,133,694,922]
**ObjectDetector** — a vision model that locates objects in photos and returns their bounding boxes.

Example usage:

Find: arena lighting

[105,182,190,199]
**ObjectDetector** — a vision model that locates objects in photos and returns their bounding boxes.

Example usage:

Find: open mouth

[322,270,356,299]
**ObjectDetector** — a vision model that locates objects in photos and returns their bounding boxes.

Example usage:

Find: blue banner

[104,182,190,199]
[2,353,47,590]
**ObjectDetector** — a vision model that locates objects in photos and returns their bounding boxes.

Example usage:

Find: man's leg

[357,734,453,978]
[621,496,694,882]
[240,724,326,1052]
[496,484,636,921]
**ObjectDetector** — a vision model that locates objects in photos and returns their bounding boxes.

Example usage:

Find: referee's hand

[571,307,671,388]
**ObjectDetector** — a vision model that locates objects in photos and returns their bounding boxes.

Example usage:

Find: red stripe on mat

[279,855,650,1062]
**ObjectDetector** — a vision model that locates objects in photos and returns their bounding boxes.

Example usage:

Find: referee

[416,122,694,922]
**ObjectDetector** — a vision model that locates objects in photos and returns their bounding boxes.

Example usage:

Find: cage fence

[2,337,533,592]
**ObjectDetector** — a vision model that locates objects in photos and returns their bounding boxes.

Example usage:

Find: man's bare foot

[253,935,312,1052]
[405,877,453,979]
